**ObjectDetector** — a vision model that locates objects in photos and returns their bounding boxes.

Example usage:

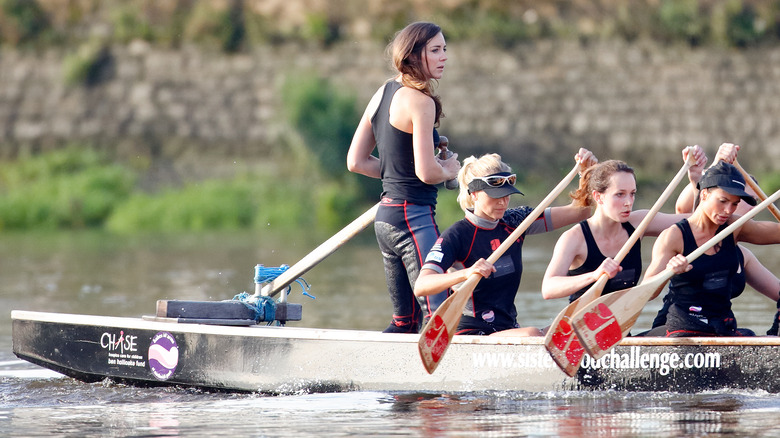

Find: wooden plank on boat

[157,300,256,320]
[156,300,302,322]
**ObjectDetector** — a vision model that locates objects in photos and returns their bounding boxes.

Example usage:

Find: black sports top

[422,206,554,331]
[566,220,642,303]
[371,81,437,205]
[667,219,746,317]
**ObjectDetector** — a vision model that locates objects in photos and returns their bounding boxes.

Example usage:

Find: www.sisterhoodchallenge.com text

[472,346,721,376]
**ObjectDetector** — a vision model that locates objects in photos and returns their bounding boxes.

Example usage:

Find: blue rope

[230,264,315,324]
[232,292,275,322]
[254,264,315,299]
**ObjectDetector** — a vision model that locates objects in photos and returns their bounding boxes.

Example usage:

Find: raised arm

[675,145,708,213]
[548,148,598,230]
[676,143,745,214]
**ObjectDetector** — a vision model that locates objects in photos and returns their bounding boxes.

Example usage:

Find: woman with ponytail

[413,150,596,336]
[541,146,705,304]
[347,22,461,333]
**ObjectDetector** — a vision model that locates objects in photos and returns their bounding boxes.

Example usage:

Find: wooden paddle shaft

[258,202,379,297]
[614,147,694,264]
[733,159,780,222]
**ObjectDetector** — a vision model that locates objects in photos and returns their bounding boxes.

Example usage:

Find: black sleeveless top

[567,220,642,303]
[371,81,437,205]
[667,219,746,317]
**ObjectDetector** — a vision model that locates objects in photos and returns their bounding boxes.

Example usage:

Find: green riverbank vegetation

[0,72,469,234]
[3,0,778,51]
[0,144,464,234]
[3,1,780,87]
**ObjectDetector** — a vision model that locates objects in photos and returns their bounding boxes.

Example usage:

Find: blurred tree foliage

[1,0,778,51]
[281,73,381,205]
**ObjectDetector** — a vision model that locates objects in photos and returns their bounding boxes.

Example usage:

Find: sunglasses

[472,174,516,187]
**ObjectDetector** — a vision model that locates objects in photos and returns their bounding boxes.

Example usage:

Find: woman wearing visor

[414,149,596,336]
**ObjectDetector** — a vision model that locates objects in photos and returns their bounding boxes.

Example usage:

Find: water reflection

[5,376,780,436]
[379,390,780,437]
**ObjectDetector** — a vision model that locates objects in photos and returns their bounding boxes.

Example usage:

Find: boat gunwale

[12,309,780,347]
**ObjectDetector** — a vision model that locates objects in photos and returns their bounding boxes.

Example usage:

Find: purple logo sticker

[148,331,179,380]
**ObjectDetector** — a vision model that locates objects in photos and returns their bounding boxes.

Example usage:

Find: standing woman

[541,146,705,303]
[414,150,597,336]
[643,161,780,337]
[347,22,461,333]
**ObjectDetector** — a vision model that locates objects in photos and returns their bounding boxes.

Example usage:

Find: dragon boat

[12,304,780,394]
[12,202,780,394]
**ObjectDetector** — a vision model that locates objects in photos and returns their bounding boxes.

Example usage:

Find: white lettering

[470,347,722,376]
[99,331,139,354]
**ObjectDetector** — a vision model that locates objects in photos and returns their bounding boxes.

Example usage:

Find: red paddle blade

[418,314,451,374]
[572,302,623,359]
[546,317,585,377]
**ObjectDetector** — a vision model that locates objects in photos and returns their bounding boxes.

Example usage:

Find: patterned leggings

[374,200,447,333]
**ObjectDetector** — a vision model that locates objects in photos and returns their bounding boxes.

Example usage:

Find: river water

[4,227,780,437]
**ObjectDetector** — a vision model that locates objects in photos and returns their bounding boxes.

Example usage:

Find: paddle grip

[438,136,459,190]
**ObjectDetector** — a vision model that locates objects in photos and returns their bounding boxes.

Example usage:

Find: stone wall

[2,38,780,179]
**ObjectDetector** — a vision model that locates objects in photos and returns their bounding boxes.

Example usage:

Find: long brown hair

[387,21,444,125]
[570,160,635,208]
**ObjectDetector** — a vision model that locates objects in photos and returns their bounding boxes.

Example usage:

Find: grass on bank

[12,145,780,234]
[0,146,374,233]
[0,145,474,234]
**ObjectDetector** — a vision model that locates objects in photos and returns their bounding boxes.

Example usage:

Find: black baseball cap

[698,161,757,206]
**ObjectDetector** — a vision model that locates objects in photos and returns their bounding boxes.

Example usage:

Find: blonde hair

[457,153,512,211]
[570,160,635,208]
[387,22,444,125]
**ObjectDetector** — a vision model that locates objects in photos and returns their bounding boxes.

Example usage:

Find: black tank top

[668,219,746,317]
[567,220,642,302]
[371,81,437,205]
